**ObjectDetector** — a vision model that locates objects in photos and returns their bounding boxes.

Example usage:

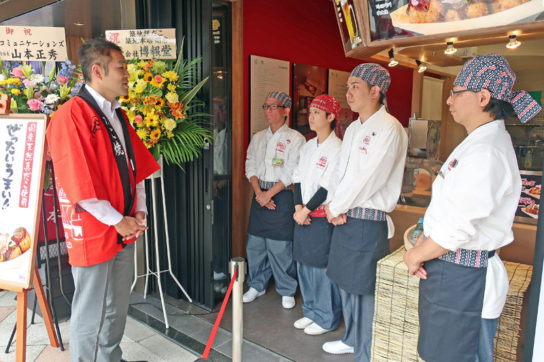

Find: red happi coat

[46,96,160,267]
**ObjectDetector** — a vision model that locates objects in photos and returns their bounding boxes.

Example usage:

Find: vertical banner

[0,114,47,290]
[328,69,356,135]
[249,55,290,136]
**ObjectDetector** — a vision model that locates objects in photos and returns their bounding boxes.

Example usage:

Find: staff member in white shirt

[323,64,408,360]
[292,95,343,336]
[404,54,542,362]
[244,91,305,309]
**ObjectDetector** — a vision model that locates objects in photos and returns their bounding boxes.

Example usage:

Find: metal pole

[230,257,245,362]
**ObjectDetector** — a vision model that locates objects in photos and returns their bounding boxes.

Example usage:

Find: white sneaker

[282,296,296,309]
[243,287,265,303]
[294,317,314,329]
[304,322,331,335]
[322,340,354,354]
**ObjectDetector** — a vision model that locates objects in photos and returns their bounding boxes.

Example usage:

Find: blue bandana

[455,54,542,123]
[350,63,391,94]
[266,91,292,108]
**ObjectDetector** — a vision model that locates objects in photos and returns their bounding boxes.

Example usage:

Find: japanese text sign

[0,26,68,61]
[105,28,177,60]
[0,114,47,290]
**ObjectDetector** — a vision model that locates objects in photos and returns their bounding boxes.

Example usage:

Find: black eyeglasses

[449,89,473,98]
[262,104,284,111]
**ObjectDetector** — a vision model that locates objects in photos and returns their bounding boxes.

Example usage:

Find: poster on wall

[292,63,327,135]
[367,0,544,42]
[0,114,47,291]
[250,55,290,136]
[515,170,542,225]
[328,69,356,137]
[0,25,68,61]
[332,0,363,51]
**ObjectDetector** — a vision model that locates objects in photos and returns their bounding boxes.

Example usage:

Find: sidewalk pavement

[0,290,199,362]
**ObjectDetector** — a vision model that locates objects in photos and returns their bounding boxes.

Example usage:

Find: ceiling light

[73,21,85,26]
[388,48,398,67]
[444,41,457,55]
[416,60,427,73]
[506,35,521,49]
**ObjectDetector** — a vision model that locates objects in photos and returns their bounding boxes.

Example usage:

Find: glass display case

[506,109,544,172]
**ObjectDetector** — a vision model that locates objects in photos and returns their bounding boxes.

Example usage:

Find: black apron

[247,188,295,242]
[326,217,388,295]
[418,258,487,362]
[293,217,334,268]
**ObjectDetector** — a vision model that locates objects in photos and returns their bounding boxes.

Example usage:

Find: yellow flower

[167,83,177,92]
[167,131,174,139]
[10,88,21,96]
[134,79,147,94]
[162,71,179,82]
[144,73,153,82]
[136,129,148,140]
[164,118,177,132]
[165,92,178,104]
[150,129,161,140]
[127,64,141,82]
[0,78,22,86]
[156,98,165,107]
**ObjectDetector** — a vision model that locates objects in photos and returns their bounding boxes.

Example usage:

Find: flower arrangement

[120,43,211,168]
[0,60,83,115]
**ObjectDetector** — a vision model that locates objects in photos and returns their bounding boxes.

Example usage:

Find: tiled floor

[0,290,198,362]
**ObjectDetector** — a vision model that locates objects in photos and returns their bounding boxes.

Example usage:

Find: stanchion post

[230,257,245,362]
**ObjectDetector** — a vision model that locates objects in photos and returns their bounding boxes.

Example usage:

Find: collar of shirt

[266,122,288,137]
[357,105,386,128]
[86,85,122,122]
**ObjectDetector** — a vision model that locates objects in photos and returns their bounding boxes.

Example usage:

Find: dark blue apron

[247,189,295,242]
[326,217,388,295]
[418,258,487,362]
[293,217,334,268]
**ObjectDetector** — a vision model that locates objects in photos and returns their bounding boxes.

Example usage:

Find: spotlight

[416,60,427,73]
[388,48,398,67]
[444,41,457,55]
[506,35,521,49]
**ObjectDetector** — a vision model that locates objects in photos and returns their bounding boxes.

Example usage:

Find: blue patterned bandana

[266,91,292,108]
[350,63,391,94]
[454,54,542,123]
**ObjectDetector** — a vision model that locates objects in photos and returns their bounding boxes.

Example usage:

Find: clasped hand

[114,211,148,241]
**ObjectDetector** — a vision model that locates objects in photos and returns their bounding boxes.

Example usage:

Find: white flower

[0,74,5,81]
[164,118,177,131]
[45,94,60,104]
[30,74,45,83]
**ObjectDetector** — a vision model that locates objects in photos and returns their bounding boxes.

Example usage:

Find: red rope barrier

[201,266,238,359]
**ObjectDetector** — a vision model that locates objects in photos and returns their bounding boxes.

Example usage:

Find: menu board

[516,170,542,224]
[249,55,290,136]
[328,69,356,136]
[105,29,176,60]
[0,26,68,61]
[0,114,47,290]
[367,0,544,41]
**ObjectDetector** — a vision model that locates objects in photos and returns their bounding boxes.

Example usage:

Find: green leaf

[147,86,163,98]
[180,76,208,105]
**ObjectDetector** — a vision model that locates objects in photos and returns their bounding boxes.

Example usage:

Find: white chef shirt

[293,131,342,205]
[423,120,521,252]
[77,85,147,226]
[326,106,408,218]
[245,123,305,187]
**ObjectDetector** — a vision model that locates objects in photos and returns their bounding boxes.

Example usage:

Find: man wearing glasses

[244,91,305,309]
[404,54,542,362]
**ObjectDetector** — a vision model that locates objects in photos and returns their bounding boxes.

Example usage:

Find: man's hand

[325,203,334,223]
[403,248,427,279]
[264,200,276,210]
[256,190,272,207]
[330,214,347,226]
[293,206,311,226]
[115,213,148,241]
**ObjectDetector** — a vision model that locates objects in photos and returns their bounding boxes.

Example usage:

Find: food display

[522,204,539,219]
[0,227,31,263]
[517,172,542,223]
[405,0,529,23]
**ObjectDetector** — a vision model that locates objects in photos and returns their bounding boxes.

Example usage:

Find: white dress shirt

[77,85,146,226]
[293,132,342,205]
[245,123,305,187]
[326,106,408,218]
